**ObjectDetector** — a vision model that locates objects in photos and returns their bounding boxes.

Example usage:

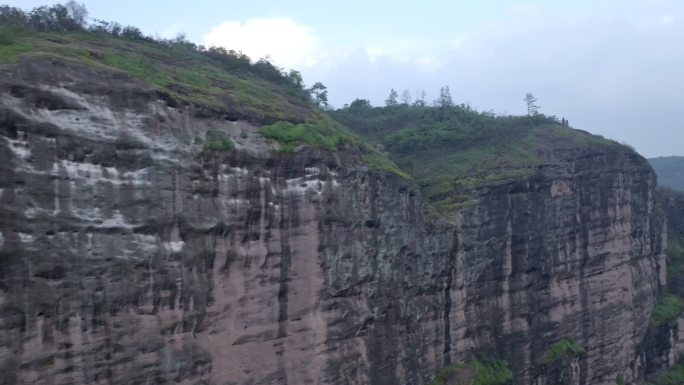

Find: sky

[9,0,684,157]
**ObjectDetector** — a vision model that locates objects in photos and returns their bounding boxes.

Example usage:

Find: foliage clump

[202,128,235,152]
[649,293,684,328]
[259,119,409,179]
[429,356,513,385]
[541,338,586,364]
[649,356,684,385]
[259,119,353,152]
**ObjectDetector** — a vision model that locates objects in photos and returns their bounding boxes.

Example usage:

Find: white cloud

[203,18,319,69]
[201,4,684,157]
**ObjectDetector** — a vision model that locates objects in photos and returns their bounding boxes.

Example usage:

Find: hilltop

[330,100,624,212]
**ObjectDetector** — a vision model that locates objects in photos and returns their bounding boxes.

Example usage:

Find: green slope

[330,102,621,212]
[0,11,410,178]
[0,28,315,124]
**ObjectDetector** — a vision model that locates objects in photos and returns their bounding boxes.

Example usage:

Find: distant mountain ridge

[649,156,684,192]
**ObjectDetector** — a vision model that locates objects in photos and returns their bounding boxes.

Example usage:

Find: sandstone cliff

[637,188,684,384]
[0,46,667,385]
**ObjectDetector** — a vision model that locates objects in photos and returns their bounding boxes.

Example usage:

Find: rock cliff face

[0,57,666,385]
[638,188,684,382]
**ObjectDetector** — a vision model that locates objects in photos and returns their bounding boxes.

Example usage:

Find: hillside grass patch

[361,151,413,181]
[0,31,315,123]
[259,118,354,152]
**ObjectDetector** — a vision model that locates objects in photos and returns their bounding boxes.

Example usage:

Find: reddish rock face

[0,57,666,385]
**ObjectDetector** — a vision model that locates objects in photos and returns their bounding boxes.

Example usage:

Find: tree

[308,81,328,108]
[64,1,87,28]
[413,89,427,107]
[285,69,303,89]
[438,85,453,108]
[0,6,27,26]
[524,92,540,115]
[401,89,412,105]
[349,98,372,111]
[385,88,398,107]
[121,25,144,39]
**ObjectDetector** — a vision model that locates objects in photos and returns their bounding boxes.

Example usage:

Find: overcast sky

[11,0,684,157]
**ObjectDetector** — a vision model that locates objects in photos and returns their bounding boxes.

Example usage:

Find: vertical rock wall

[0,58,666,385]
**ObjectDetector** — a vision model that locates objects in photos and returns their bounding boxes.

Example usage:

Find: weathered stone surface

[0,57,666,385]
[639,188,684,382]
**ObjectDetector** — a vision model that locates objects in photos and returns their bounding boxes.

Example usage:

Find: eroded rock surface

[0,57,666,385]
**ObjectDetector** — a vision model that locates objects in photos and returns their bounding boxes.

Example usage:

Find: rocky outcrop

[638,188,684,382]
[0,57,666,385]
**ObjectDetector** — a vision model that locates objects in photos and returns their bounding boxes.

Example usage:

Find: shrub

[202,128,234,152]
[259,120,351,152]
[542,338,586,364]
[650,293,684,328]
[0,24,20,45]
[652,356,684,385]
[429,356,513,385]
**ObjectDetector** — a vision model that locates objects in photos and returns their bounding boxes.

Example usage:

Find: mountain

[0,10,681,385]
[649,156,684,192]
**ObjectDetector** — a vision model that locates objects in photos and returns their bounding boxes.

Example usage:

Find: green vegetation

[650,293,684,328]
[469,358,515,385]
[0,4,319,124]
[0,4,409,179]
[330,101,619,214]
[260,119,353,152]
[616,375,626,385]
[202,129,235,152]
[649,356,684,385]
[541,338,586,364]
[361,151,413,180]
[429,357,513,385]
[0,32,315,122]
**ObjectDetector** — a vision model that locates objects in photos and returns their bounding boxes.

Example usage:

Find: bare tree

[401,89,412,105]
[64,1,87,28]
[438,85,453,108]
[524,92,540,115]
[413,89,426,107]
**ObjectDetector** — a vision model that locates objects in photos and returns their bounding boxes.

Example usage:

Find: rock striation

[0,56,667,385]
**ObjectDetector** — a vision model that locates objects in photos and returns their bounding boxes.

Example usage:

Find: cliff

[638,187,684,384]
[0,33,668,385]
